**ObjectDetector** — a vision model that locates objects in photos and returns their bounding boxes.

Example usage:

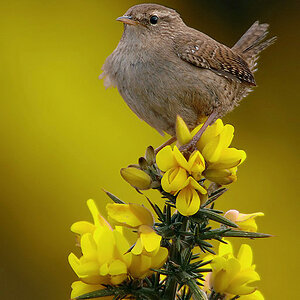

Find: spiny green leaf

[103,190,126,204]
[196,240,213,248]
[201,188,227,208]
[198,244,216,255]
[150,268,173,275]
[186,279,208,300]
[195,209,238,228]
[146,197,164,221]
[222,230,272,238]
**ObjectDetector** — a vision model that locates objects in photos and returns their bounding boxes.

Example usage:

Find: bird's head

[117,4,184,40]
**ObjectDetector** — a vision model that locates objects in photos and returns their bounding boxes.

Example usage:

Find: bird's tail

[232,21,276,73]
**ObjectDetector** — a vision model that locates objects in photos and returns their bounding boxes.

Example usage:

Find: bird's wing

[175,35,256,86]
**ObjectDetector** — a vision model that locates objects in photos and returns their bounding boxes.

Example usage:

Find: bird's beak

[116,16,138,26]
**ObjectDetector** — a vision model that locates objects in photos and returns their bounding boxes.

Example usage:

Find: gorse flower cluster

[69,200,167,299]
[68,117,270,300]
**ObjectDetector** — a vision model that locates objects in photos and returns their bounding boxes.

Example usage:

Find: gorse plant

[68,116,269,300]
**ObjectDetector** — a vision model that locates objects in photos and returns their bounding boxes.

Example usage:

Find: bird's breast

[102,41,235,134]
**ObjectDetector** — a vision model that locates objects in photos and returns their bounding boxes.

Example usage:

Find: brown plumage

[100,4,276,136]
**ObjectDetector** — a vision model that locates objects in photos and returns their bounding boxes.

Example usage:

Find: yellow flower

[68,200,132,287]
[120,167,152,190]
[156,145,207,216]
[107,203,162,256]
[106,202,168,276]
[69,200,169,299]
[203,167,237,185]
[131,225,162,256]
[157,145,206,190]
[204,240,261,297]
[176,115,193,145]
[175,116,246,185]
[176,177,207,216]
[224,210,264,232]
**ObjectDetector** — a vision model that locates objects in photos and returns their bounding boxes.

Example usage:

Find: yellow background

[0,0,298,299]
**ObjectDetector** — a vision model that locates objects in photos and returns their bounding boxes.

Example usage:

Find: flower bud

[203,168,237,185]
[120,167,152,190]
[176,115,192,145]
[138,157,149,170]
[224,210,264,232]
[145,146,155,165]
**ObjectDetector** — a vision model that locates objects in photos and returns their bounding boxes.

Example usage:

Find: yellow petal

[113,230,132,267]
[188,150,206,179]
[81,233,97,260]
[71,221,95,235]
[218,239,234,257]
[120,167,152,190]
[204,168,237,185]
[202,124,234,163]
[99,263,109,276]
[68,253,81,277]
[108,260,127,276]
[94,227,115,265]
[176,115,192,145]
[151,247,168,270]
[173,146,189,170]
[132,237,143,255]
[156,145,177,171]
[237,244,253,269]
[187,176,207,194]
[211,256,227,274]
[237,212,264,222]
[139,225,162,253]
[227,269,260,295]
[110,274,128,285]
[209,148,246,169]
[238,219,258,232]
[225,210,263,232]
[213,258,241,293]
[225,210,263,233]
[195,119,224,151]
[106,203,154,228]
[224,211,264,232]
[161,167,188,194]
[129,254,152,278]
[76,260,100,277]
[176,187,201,216]
[87,199,112,229]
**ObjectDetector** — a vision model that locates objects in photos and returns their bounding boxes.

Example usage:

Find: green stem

[163,216,189,299]
[163,241,178,300]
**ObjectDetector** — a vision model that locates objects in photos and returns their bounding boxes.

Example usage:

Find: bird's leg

[154,136,177,154]
[179,111,218,153]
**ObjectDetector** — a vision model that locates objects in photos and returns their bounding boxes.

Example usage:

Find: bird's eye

[150,15,158,24]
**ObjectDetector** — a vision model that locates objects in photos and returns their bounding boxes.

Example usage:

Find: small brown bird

[100,3,276,145]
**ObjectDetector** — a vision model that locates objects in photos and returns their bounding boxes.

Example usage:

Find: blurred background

[0,0,298,299]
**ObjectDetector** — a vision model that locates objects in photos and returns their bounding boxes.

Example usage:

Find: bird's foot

[179,111,218,155]
[179,130,203,154]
